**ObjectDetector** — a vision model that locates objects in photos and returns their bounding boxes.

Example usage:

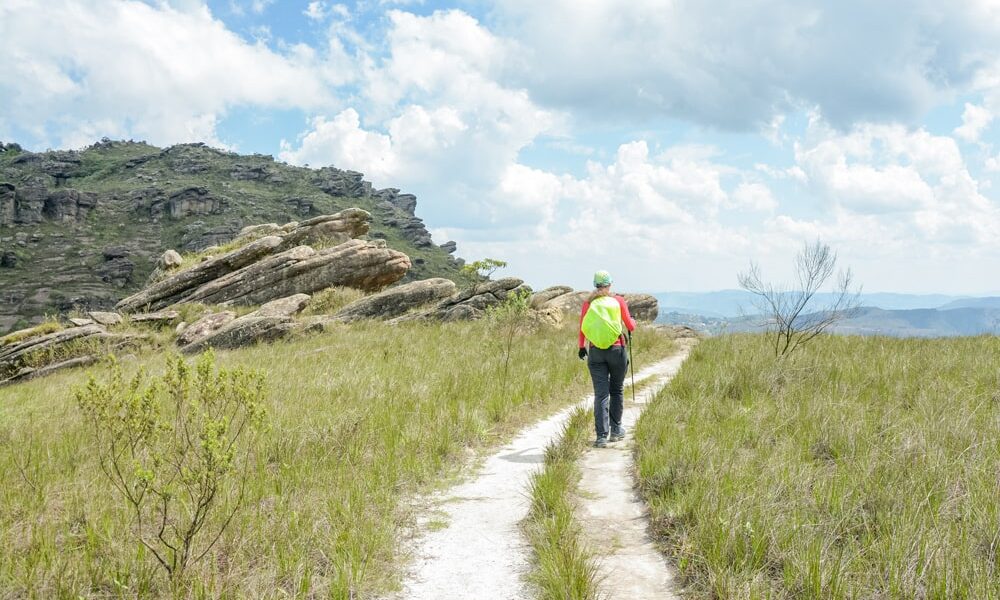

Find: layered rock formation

[530,286,660,322]
[332,278,457,322]
[0,323,143,387]
[393,278,533,323]
[0,140,462,334]
[115,208,408,312]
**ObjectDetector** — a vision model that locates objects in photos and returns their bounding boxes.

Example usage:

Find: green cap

[593,270,613,287]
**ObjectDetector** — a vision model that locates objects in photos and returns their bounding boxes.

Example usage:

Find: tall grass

[0,320,668,597]
[635,334,1000,599]
[525,408,599,600]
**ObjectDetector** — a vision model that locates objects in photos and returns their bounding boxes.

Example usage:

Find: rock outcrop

[177,311,236,346]
[0,140,463,334]
[182,239,409,307]
[116,235,285,311]
[176,294,311,352]
[333,278,456,322]
[623,294,659,322]
[0,324,142,386]
[394,278,532,323]
[530,287,660,322]
[115,208,401,313]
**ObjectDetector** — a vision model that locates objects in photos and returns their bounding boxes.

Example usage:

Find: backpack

[581,295,624,349]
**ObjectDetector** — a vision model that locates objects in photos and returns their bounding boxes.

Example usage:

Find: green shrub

[75,351,267,582]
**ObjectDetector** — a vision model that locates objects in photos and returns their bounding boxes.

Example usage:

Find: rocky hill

[0,139,462,333]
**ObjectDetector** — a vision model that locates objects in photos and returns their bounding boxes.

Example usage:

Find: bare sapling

[75,350,267,582]
[738,240,860,357]
[486,289,533,396]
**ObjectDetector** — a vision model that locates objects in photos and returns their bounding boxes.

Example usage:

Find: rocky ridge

[0,139,462,334]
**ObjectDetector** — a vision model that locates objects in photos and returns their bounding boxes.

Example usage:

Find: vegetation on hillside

[0,319,673,597]
[635,334,1000,598]
[0,140,461,333]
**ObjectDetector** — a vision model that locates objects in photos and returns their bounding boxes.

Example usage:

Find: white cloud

[731,182,778,212]
[791,117,1000,245]
[493,0,998,129]
[0,0,339,148]
[305,1,326,20]
[282,9,558,227]
[955,103,994,142]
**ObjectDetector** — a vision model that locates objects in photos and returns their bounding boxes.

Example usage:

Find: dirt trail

[576,341,693,600]
[387,345,691,600]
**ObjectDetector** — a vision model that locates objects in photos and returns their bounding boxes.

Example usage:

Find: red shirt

[578,294,637,348]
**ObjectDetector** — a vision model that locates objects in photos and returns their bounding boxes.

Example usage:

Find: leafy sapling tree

[460,258,508,292]
[738,240,861,357]
[75,351,267,582]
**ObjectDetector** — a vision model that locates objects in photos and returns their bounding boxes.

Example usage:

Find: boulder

[622,293,659,322]
[177,311,236,346]
[89,311,123,326]
[530,286,574,309]
[541,290,589,314]
[333,278,457,322]
[158,249,183,270]
[439,240,457,254]
[182,239,410,307]
[180,315,297,354]
[248,294,311,318]
[397,278,531,322]
[116,235,284,312]
[68,318,95,327]
[276,208,371,250]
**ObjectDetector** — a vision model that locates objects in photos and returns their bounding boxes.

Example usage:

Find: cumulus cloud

[0,0,341,148]
[493,0,998,129]
[281,9,558,226]
[787,117,1000,245]
[955,103,994,142]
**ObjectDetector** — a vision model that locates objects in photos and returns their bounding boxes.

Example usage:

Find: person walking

[578,270,637,448]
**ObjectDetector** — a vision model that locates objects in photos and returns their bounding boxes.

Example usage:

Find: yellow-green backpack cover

[581,295,623,349]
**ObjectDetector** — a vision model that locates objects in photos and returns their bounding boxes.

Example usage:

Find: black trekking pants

[587,344,628,439]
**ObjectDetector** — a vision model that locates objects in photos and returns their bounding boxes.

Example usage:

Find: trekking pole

[628,330,635,404]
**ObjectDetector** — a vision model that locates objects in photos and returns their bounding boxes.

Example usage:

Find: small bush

[75,351,267,582]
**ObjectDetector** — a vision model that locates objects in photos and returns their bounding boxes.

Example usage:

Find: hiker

[578,270,636,448]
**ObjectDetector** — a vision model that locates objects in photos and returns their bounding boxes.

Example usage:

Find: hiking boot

[610,427,627,442]
[593,437,608,448]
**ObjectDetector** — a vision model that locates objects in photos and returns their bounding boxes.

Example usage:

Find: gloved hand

[578,347,587,360]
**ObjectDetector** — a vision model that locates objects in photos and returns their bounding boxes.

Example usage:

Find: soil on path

[386,344,692,600]
[576,341,694,600]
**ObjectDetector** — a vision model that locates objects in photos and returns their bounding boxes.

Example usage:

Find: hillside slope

[0,140,461,333]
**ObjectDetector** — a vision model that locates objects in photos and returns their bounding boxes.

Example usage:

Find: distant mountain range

[654,291,1000,337]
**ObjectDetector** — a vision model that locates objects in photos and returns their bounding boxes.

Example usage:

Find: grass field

[635,334,1000,599]
[0,320,672,598]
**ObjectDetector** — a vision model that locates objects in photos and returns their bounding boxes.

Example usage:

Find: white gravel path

[577,342,693,600]
[386,346,691,600]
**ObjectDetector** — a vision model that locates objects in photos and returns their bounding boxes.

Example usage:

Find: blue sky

[2,0,1000,295]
